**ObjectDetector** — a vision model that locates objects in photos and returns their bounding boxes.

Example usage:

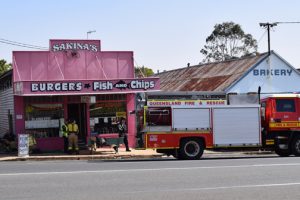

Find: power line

[0,40,48,50]
[257,29,267,45]
[275,21,300,24]
[133,58,145,77]
[0,38,48,50]
[0,38,47,49]
[0,40,46,50]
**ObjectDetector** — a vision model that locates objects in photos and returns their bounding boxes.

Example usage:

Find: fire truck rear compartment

[150,106,261,159]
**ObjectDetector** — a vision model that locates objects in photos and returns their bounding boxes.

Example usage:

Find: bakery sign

[15,78,160,95]
[253,69,293,76]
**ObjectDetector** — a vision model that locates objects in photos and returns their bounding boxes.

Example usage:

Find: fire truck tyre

[291,136,300,156]
[179,139,204,160]
[274,146,291,157]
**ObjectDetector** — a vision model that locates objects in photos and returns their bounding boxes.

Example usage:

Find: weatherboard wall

[0,85,14,137]
[226,52,300,94]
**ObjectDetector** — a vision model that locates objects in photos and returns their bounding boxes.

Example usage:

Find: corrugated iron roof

[155,53,267,92]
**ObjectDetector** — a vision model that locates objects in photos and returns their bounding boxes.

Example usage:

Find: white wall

[227,53,300,94]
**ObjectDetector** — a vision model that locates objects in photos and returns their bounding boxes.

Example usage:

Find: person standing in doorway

[115,117,131,153]
[61,119,69,153]
[67,119,79,154]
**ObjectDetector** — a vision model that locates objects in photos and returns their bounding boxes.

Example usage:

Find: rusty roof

[155,53,268,92]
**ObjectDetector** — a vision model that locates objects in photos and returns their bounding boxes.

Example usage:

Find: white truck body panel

[212,106,261,147]
[172,108,210,130]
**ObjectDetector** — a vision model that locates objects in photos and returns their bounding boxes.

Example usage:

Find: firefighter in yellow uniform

[29,134,37,153]
[67,119,79,154]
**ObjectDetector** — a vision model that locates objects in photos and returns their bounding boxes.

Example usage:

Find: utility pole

[259,22,277,56]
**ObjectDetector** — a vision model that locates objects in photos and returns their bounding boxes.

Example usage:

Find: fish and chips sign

[147,100,226,107]
[15,78,160,96]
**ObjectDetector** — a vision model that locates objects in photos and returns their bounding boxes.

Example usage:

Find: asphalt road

[1,156,300,200]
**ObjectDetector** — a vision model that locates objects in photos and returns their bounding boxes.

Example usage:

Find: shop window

[89,101,127,134]
[25,104,64,138]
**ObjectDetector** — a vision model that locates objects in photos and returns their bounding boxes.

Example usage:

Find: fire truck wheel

[291,135,300,156]
[274,146,291,157]
[179,138,204,160]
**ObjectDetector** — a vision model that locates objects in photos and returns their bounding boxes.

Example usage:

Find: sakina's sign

[52,42,99,52]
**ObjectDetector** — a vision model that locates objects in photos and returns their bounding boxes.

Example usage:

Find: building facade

[11,39,159,151]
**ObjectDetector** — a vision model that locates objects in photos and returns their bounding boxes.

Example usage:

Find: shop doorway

[67,103,87,142]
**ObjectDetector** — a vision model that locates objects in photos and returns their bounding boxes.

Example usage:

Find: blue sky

[1,0,300,71]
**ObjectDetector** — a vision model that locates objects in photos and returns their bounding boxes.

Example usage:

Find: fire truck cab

[261,94,300,157]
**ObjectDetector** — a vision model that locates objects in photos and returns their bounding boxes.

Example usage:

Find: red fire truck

[137,95,300,159]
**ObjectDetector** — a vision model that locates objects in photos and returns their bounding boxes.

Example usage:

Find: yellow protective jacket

[68,123,79,134]
[62,124,68,137]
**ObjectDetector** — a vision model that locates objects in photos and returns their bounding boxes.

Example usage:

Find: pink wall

[126,93,136,147]
[36,137,64,151]
[13,51,134,82]
[13,40,134,82]
[14,96,25,135]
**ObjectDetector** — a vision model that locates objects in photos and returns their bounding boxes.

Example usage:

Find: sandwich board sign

[18,134,29,157]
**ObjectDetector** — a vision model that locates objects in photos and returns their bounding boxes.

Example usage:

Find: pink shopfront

[13,39,159,151]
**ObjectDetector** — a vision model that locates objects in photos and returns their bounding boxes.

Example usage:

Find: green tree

[200,22,258,63]
[0,59,12,75]
[135,66,154,77]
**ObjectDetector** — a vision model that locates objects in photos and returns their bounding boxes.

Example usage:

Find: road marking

[126,182,300,194]
[1,162,300,176]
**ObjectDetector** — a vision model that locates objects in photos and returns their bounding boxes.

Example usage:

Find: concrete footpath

[0,148,276,161]
[0,148,163,161]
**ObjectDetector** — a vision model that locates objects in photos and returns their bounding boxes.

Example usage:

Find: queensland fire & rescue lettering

[31,82,82,92]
